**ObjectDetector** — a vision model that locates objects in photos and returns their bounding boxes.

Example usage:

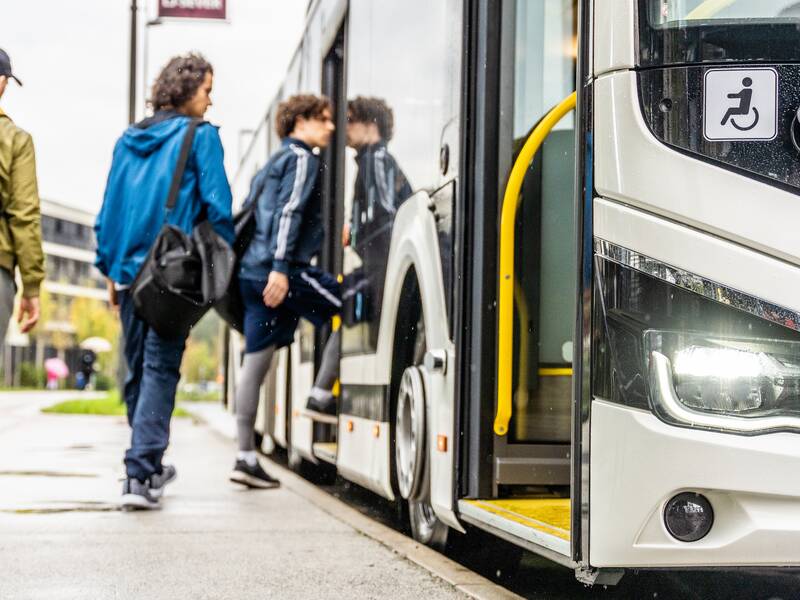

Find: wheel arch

[379,192,461,532]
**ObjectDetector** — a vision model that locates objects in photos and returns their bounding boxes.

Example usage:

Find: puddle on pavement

[0,470,98,478]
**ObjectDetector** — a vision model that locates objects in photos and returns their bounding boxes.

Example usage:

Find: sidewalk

[0,391,467,600]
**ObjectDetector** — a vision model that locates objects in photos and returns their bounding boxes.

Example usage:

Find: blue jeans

[118,290,187,482]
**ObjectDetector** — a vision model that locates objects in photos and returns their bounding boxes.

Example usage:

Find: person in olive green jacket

[0,49,44,339]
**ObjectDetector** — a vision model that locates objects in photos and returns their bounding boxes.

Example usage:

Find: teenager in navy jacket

[230,94,340,489]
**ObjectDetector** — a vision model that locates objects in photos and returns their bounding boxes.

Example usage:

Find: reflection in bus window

[341,0,453,356]
[341,97,412,351]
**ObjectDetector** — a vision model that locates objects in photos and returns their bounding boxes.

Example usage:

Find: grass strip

[43,393,190,418]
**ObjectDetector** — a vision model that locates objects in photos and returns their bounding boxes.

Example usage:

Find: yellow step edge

[463,498,571,541]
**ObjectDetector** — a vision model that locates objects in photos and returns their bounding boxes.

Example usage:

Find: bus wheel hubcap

[396,366,426,501]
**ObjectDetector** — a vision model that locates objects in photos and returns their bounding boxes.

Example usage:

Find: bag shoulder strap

[166,118,201,211]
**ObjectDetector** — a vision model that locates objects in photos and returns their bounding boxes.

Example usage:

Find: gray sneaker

[149,465,177,499]
[121,478,160,511]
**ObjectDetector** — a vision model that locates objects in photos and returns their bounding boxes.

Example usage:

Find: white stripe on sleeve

[300,271,342,308]
[274,145,309,262]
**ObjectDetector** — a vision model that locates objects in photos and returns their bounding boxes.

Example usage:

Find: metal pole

[143,19,163,116]
[142,19,148,115]
[128,0,138,124]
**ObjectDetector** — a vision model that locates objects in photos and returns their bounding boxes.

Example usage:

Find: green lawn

[176,388,220,403]
[43,392,190,418]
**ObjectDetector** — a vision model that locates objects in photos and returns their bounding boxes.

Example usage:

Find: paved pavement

[0,391,466,600]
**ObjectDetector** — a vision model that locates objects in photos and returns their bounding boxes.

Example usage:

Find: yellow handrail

[494,91,577,437]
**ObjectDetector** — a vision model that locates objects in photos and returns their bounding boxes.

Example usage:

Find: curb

[183,401,524,600]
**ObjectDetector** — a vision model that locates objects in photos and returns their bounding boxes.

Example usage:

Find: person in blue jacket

[95,53,234,510]
[230,94,339,489]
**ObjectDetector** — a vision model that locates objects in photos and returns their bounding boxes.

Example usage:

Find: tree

[69,296,120,375]
[33,288,72,351]
[182,338,216,383]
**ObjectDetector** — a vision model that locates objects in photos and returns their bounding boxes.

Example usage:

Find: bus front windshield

[639,0,800,67]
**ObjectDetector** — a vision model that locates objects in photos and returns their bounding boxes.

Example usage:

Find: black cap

[0,49,22,86]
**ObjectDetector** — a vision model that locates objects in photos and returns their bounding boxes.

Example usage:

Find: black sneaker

[304,393,337,424]
[149,465,177,499]
[121,478,160,511]
[229,459,280,489]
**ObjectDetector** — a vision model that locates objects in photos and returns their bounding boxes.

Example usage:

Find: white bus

[226,0,800,584]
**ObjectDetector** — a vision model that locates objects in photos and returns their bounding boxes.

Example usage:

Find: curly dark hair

[347,96,394,141]
[149,53,213,111]
[275,94,332,139]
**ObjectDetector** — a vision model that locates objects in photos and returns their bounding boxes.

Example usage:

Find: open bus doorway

[287,20,348,477]
[458,0,579,566]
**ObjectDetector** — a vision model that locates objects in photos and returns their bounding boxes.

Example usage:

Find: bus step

[312,442,338,464]
[303,409,338,425]
[458,497,571,560]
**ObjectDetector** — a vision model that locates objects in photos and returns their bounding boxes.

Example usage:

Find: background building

[2,199,111,387]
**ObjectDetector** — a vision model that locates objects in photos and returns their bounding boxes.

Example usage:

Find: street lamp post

[142,18,163,115]
[128,0,138,124]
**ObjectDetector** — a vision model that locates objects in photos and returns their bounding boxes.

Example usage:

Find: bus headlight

[646,332,800,434]
[593,253,800,435]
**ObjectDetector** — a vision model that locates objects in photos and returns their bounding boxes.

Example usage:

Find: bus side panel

[590,400,800,567]
[337,417,394,499]
[381,194,460,529]
[289,340,316,462]
[420,357,462,531]
[337,194,459,526]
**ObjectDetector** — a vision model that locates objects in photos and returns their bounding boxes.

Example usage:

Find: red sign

[158,0,227,20]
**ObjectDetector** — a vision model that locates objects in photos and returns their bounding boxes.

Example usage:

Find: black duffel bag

[131,118,235,339]
[213,180,260,334]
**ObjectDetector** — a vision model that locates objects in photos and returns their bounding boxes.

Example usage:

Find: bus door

[292,20,348,466]
[458,0,579,564]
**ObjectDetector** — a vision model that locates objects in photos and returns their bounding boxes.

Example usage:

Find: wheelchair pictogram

[704,68,777,141]
[720,77,760,131]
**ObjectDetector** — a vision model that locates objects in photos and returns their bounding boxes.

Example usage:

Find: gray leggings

[235,346,275,452]
[313,329,340,391]
[236,330,340,451]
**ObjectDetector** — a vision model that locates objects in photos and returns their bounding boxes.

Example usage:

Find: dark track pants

[239,266,342,354]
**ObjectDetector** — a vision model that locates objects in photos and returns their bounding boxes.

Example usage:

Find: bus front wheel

[394,313,449,551]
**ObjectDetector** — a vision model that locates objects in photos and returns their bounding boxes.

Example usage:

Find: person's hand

[18,296,40,333]
[107,279,119,312]
[342,223,351,247]
[263,271,289,307]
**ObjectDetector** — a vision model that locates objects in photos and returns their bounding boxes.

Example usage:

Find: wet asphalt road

[276,451,800,600]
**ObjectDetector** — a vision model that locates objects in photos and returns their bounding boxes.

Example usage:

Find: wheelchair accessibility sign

[704,68,778,141]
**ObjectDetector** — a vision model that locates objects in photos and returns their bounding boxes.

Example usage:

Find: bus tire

[391,284,449,551]
[409,494,449,551]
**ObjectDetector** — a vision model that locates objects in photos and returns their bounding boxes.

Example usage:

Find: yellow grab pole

[494,91,577,437]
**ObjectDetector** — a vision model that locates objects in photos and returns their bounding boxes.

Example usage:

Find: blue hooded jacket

[239,138,322,281]
[95,112,235,285]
